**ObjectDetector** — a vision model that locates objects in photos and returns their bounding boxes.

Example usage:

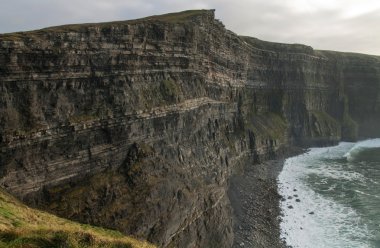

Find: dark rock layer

[0,10,379,247]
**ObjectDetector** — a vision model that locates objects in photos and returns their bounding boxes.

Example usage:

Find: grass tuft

[0,189,155,248]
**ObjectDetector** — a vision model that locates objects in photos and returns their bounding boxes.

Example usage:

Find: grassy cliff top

[0,9,213,41]
[241,36,380,59]
[40,9,213,31]
[0,188,155,248]
[240,36,315,55]
[1,9,378,59]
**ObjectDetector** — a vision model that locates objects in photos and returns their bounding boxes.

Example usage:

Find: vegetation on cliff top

[0,188,155,248]
[0,9,212,41]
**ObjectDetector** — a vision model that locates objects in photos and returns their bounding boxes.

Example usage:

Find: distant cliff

[0,10,379,247]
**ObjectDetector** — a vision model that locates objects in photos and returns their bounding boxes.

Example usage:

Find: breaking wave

[279,139,380,248]
[344,138,380,162]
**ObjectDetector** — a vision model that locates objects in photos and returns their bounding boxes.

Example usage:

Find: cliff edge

[0,10,379,247]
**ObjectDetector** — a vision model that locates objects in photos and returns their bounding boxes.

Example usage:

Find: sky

[0,0,379,55]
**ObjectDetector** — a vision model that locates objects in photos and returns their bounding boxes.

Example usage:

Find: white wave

[354,189,380,199]
[344,138,380,162]
[306,164,367,182]
[279,142,373,248]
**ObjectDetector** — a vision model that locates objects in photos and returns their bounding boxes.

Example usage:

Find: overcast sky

[1,0,379,55]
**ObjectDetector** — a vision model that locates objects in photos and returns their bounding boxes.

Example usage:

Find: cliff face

[0,10,379,247]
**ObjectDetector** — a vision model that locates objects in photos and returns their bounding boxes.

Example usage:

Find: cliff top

[241,36,315,55]
[1,9,379,59]
[0,9,214,41]
[0,188,155,248]
[241,36,380,59]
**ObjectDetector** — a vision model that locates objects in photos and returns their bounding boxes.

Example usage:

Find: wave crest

[344,138,380,162]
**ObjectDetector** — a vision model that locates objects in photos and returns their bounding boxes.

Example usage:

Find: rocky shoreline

[228,148,303,248]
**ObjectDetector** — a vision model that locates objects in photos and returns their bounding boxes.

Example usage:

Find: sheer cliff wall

[0,10,379,247]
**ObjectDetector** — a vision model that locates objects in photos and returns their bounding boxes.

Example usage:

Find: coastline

[228,148,303,247]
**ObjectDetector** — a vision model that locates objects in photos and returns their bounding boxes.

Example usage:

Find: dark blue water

[279,139,380,248]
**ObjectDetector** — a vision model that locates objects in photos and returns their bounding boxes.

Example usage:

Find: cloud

[0,0,379,55]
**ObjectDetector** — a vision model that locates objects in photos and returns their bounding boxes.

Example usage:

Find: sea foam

[279,142,374,248]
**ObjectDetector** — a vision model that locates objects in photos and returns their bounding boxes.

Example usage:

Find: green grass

[245,112,288,140]
[309,110,341,138]
[309,110,339,127]
[0,189,155,248]
[145,9,212,23]
[68,114,98,124]
[160,79,182,103]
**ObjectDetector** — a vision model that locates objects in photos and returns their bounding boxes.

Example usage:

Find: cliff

[0,9,379,247]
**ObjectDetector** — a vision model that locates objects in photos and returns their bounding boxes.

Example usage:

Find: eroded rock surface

[0,10,379,247]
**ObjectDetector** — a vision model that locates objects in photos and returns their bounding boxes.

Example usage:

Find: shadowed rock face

[0,9,379,247]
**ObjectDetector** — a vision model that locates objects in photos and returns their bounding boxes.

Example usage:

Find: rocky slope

[0,9,379,247]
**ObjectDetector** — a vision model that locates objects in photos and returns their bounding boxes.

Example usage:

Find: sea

[279,138,380,248]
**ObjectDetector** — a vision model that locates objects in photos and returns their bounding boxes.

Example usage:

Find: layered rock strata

[0,10,379,247]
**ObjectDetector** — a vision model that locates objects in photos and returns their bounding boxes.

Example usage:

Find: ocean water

[279,139,380,248]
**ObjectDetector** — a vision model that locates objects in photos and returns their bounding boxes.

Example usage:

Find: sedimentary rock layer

[0,10,379,247]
